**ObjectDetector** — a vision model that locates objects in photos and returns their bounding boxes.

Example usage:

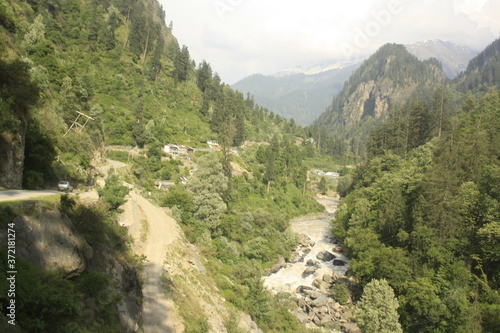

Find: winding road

[0,189,60,202]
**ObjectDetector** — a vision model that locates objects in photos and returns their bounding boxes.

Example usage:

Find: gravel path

[0,189,60,202]
[128,191,182,332]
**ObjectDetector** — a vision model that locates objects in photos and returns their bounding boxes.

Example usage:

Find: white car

[58,181,73,192]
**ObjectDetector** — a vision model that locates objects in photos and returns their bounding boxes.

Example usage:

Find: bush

[331,282,351,305]
[76,272,111,297]
[60,193,76,213]
[97,174,129,210]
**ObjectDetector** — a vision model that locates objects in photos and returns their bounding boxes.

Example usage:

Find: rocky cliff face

[0,203,142,331]
[0,124,26,188]
[317,44,447,136]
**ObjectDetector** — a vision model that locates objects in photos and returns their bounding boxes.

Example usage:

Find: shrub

[331,282,351,305]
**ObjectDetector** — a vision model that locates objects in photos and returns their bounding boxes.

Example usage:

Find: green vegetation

[159,137,323,330]
[356,279,402,333]
[0,0,303,190]
[0,199,132,332]
[97,173,129,210]
[1,0,499,332]
[333,89,500,332]
[311,43,448,162]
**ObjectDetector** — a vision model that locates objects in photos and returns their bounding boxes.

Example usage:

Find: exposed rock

[301,266,317,278]
[295,310,309,324]
[320,315,334,326]
[299,234,315,247]
[322,274,334,284]
[265,255,286,275]
[342,322,362,333]
[296,285,314,294]
[0,124,26,188]
[238,314,264,333]
[316,251,336,262]
[304,290,322,300]
[333,259,347,266]
[312,295,329,307]
[296,298,307,309]
[332,244,343,253]
[10,209,92,278]
[306,259,320,267]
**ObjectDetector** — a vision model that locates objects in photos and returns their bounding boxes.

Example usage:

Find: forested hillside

[0,1,341,332]
[232,63,358,126]
[330,39,500,332]
[0,0,300,190]
[312,43,448,161]
[455,37,500,93]
[2,1,500,332]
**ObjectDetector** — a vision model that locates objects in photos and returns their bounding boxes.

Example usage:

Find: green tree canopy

[356,279,403,333]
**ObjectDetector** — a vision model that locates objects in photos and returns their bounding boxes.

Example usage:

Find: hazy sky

[159,0,500,84]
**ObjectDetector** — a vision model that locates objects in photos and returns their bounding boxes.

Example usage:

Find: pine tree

[174,45,190,82]
[356,279,403,333]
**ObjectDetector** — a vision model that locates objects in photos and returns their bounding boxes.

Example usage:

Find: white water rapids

[264,197,350,293]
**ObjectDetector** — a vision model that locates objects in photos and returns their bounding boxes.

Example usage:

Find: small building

[164,144,179,155]
[207,140,220,149]
[170,145,179,155]
[325,172,340,179]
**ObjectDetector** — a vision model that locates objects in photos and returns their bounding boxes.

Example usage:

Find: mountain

[0,1,327,332]
[0,0,297,189]
[232,58,362,125]
[405,39,478,79]
[455,37,500,92]
[314,43,447,157]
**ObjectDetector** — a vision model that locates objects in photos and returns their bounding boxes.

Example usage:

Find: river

[264,197,349,294]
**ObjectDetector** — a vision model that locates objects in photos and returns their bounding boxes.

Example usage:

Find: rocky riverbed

[263,197,360,333]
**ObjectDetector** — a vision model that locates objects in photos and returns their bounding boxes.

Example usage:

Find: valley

[0,0,499,332]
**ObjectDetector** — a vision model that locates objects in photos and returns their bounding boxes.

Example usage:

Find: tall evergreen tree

[356,279,403,333]
[174,45,190,82]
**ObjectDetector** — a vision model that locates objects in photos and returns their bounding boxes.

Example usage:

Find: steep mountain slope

[455,37,500,92]
[405,39,478,79]
[232,61,360,125]
[0,0,295,189]
[0,1,326,332]
[313,43,447,158]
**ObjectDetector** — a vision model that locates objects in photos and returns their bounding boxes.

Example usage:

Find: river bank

[263,196,360,332]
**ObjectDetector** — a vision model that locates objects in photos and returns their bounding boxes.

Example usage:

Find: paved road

[0,190,60,202]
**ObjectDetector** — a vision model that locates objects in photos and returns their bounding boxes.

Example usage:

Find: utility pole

[64,111,95,137]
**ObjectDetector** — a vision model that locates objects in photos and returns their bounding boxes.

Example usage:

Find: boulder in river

[312,295,329,307]
[296,285,314,294]
[302,266,317,278]
[306,259,321,267]
[333,259,347,266]
[316,251,336,262]
[264,256,286,275]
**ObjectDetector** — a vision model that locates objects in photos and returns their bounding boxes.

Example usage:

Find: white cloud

[161,0,498,83]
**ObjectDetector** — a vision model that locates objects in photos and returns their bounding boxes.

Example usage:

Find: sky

[159,0,500,84]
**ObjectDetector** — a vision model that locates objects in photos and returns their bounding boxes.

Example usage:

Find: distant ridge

[405,39,478,78]
[232,58,363,125]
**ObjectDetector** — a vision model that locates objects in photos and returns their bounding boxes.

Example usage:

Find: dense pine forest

[1,0,500,332]
[329,40,500,332]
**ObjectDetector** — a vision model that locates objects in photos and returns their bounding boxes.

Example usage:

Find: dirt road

[124,190,182,333]
[0,189,60,202]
